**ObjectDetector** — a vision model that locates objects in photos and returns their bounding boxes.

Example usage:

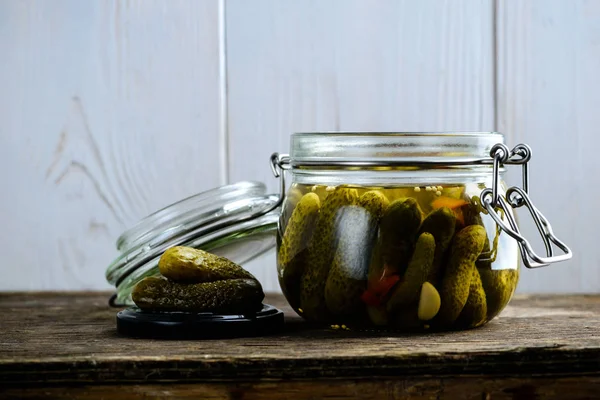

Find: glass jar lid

[106,181,280,306]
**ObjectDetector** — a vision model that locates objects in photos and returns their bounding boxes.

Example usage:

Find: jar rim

[289,131,504,167]
[293,131,502,137]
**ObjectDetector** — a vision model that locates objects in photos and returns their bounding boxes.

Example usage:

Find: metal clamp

[268,153,291,213]
[480,144,572,268]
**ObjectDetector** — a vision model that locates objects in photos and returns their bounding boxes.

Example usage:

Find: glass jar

[274,132,571,331]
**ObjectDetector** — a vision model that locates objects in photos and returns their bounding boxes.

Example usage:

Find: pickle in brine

[325,191,388,318]
[378,198,423,275]
[456,268,487,328]
[278,193,321,309]
[478,267,519,319]
[387,232,436,313]
[437,225,487,325]
[418,207,456,286]
[300,187,358,321]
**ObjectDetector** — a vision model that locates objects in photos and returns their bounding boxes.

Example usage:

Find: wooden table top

[1,292,599,399]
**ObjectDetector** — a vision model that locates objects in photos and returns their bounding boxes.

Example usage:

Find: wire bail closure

[269,153,291,213]
[480,144,572,268]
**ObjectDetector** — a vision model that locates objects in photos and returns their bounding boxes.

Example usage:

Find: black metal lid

[117,305,284,339]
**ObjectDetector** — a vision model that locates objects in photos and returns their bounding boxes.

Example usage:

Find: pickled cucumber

[456,268,487,328]
[418,207,456,285]
[357,190,390,219]
[478,267,519,319]
[386,232,436,313]
[132,276,264,313]
[278,193,321,309]
[281,185,306,226]
[325,191,388,317]
[378,198,423,275]
[470,200,519,319]
[324,206,373,317]
[159,246,257,283]
[438,225,487,325]
[461,195,485,227]
[460,195,518,320]
[300,187,359,321]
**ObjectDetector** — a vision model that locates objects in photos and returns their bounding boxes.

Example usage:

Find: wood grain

[0,1,222,290]
[4,377,600,400]
[496,0,600,293]
[225,0,495,290]
[1,292,599,389]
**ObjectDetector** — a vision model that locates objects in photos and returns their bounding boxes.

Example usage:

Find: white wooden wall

[1,0,598,293]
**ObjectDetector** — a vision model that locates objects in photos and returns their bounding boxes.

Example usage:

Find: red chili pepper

[375,275,400,297]
[362,274,400,306]
[360,290,381,306]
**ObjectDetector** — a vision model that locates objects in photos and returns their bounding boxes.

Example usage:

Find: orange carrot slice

[454,207,465,226]
[431,196,469,210]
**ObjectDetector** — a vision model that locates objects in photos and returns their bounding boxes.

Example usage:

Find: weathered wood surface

[1,292,599,391]
[3,377,600,400]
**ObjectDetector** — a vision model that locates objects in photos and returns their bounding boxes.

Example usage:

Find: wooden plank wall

[0,1,222,289]
[0,0,597,293]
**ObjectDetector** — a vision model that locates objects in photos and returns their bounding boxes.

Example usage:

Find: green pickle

[455,268,487,328]
[278,192,321,309]
[463,195,520,320]
[358,190,390,217]
[418,207,456,286]
[300,187,359,321]
[437,225,487,325]
[132,276,264,313]
[378,198,423,274]
[324,206,373,318]
[276,184,519,331]
[439,225,486,325]
[387,232,436,313]
[478,267,519,319]
[324,191,388,319]
[133,246,264,313]
[159,246,256,283]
